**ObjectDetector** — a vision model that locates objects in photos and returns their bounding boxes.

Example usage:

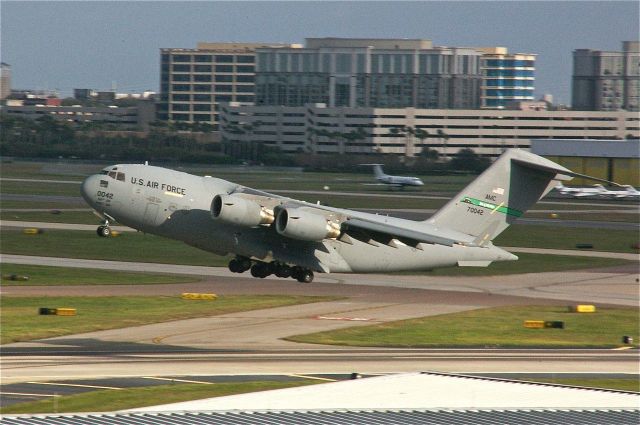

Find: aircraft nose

[80,174,99,206]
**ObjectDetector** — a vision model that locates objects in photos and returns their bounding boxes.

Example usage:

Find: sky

[2,1,638,104]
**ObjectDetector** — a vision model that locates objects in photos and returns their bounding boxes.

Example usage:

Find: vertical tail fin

[372,164,385,179]
[427,149,573,245]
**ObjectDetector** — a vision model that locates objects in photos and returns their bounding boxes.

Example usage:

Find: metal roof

[531,138,640,158]
[2,409,640,425]
[130,372,640,412]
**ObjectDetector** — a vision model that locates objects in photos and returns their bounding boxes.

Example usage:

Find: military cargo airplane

[362,164,424,187]
[81,149,584,283]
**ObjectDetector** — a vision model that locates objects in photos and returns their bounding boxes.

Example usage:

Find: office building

[572,41,640,111]
[255,38,484,109]
[220,102,640,157]
[3,101,156,131]
[0,62,11,100]
[478,48,536,109]
[158,42,292,128]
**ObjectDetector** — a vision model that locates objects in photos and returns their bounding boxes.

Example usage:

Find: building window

[194,55,212,62]
[173,55,191,62]
[215,65,233,73]
[194,65,212,72]
[236,65,255,73]
[236,55,254,63]
[216,55,233,63]
[172,64,190,72]
[215,75,233,82]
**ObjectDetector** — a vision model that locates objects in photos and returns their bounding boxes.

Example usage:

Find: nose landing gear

[226,258,314,283]
[96,220,111,237]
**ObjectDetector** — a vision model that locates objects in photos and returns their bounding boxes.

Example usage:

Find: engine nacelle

[275,207,341,241]
[211,194,274,227]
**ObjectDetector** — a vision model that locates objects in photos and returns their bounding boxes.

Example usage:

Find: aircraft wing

[229,186,476,247]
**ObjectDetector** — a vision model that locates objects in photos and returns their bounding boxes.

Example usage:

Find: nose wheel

[96,220,111,237]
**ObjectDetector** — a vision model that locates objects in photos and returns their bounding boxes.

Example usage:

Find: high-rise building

[572,41,640,111]
[255,38,484,109]
[0,63,11,100]
[158,42,291,128]
[478,48,536,109]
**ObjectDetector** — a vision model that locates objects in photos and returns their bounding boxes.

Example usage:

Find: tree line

[1,115,489,173]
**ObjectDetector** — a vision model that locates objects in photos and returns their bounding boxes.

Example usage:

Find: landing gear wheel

[228,259,241,273]
[250,263,271,278]
[97,225,111,237]
[295,269,314,283]
[274,264,291,278]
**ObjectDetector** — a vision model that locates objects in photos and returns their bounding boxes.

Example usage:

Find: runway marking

[27,381,122,390]
[315,316,373,321]
[1,392,61,398]
[611,346,634,351]
[142,376,214,385]
[288,374,336,382]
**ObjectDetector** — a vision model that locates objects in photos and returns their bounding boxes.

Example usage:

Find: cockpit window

[100,170,109,175]
[116,172,125,181]
[108,171,117,179]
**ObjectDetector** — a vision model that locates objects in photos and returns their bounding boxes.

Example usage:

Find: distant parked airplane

[554,182,607,198]
[600,185,640,199]
[362,164,424,188]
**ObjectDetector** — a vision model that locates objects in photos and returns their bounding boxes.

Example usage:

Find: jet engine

[211,194,274,227]
[275,207,341,241]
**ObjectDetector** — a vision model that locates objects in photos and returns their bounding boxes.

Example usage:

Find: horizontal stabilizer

[457,260,492,267]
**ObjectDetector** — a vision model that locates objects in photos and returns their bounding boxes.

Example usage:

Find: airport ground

[0,160,638,412]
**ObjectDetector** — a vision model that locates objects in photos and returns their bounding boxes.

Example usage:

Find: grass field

[0,263,199,286]
[0,380,319,414]
[1,295,339,344]
[0,229,231,266]
[286,306,640,348]
[494,225,639,253]
[525,378,639,393]
[0,229,633,275]
[0,210,101,225]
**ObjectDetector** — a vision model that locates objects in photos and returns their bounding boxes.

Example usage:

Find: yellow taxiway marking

[1,392,61,397]
[288,374,336,382]
[142,376,214,385]
[27,381,122,390]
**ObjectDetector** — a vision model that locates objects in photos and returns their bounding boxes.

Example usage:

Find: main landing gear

[228,257,314,283]
[96,220,111,237]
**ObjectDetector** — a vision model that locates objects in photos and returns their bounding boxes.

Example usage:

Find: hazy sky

[2,1,638,104]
